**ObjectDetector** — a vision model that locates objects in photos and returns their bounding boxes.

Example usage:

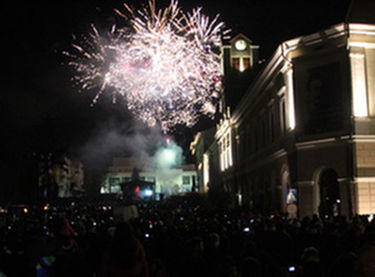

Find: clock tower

[221,34,259,75]
[220,34,259,111]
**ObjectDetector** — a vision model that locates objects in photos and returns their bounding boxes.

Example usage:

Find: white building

[100,157,197,198]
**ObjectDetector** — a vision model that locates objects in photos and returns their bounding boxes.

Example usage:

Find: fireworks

[64,0,229,132]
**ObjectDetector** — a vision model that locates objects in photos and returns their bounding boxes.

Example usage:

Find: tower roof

[229,33,253,45]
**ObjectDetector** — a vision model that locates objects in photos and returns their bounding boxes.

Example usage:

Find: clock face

[235,39,247,51]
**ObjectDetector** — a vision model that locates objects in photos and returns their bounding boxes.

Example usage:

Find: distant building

[38,154,84,199]
[70,160,85,197]
[100,157,197,198]
[190,128,220,192]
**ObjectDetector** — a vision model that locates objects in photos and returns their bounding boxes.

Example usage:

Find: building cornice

[352,135,375,143]
[349,23,375,36]
[295,135,375,148]
[355,177,375,182]
[296,135,353,150]
[231,23,353,126]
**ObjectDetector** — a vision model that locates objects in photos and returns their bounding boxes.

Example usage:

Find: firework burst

[65,0,230,132]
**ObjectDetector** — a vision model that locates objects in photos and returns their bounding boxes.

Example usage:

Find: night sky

[2,0,352,200]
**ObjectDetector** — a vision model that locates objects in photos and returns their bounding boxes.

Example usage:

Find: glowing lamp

[145,189,153,196]
[162,149,176,163]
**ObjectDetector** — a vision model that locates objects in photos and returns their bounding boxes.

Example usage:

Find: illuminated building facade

[101,157,197,198]
[190,128,220,192]
[214,21,375,217]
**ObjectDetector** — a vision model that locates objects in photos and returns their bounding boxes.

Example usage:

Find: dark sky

[2,0,352,186]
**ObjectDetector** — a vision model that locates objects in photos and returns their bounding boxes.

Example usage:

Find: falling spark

[64,0,230,132]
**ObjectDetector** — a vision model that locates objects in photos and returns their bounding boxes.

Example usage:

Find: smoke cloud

[153,140,185,170]
[72,117,186,194]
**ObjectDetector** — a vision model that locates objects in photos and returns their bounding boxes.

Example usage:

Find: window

[219,126,233,171]
[244,127,248,156]
[227,133,233,166]
[249,123,254,154]
[219,141,224,171]
[254,125,258,151]
[109,177,120,185]
[203,153,209,190]
[285,68,296,129]
[243,58,250,71]
[183,176,190,185]
[111,185,121,194]
[270,111,275,143]
[281,100,286,135]
[232,58,240,70]
[239,131,244,161]
[350,52,368,117]
[223,136,228,169]
[261,118,266,147]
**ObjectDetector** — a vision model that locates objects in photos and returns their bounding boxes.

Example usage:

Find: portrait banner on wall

[294,59,350,136]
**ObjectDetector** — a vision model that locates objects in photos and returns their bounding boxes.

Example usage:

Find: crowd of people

[0,194,375,277]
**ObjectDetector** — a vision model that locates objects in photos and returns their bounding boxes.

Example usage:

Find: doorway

[318,168,340,217]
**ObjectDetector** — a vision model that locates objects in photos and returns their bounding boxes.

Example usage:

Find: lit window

[286,68,296,129]
[203,153,209,191]
[111,185,121,194]
[224,136,228,169]
[219,141,224,171]
[232,58,240,70]
[350,52,368,117]
[228,130,233,166]
[109,177,120,185]
[243,58,250,71]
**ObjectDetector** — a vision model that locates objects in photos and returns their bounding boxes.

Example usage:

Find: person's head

[329,252,357,277]
[207,232,220,249]
[114,222,134,241]
[188,236,204,256]
[111,222,138,267]
[301,246,320,263]
[241,256,261,277]
[223,256,239,277]
[302,260,322,277]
